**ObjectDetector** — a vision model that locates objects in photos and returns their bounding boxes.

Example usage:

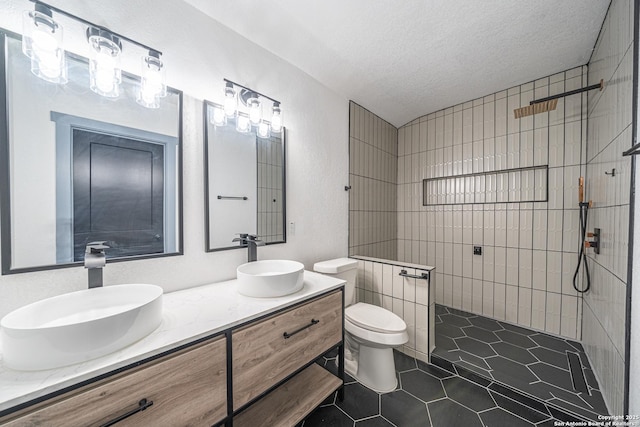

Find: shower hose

[573,202,591,293]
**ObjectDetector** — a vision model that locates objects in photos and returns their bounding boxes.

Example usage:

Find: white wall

[0,0,349,318]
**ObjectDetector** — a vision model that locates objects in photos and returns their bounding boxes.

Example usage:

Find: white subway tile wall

[257,136,284,242]
[355,258,434,363]
[583,0,633,416]
[397,66,587,342]
[349,102,398,259]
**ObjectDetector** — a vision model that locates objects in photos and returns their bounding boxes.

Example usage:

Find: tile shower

[350,64,588,341]
[391,67,588,342]
[348,0,633,415]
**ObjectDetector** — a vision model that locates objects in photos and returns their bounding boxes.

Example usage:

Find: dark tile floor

[432,304,609,422]
[300,349,560,427]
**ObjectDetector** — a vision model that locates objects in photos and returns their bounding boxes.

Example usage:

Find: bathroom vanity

[0,272,345,426]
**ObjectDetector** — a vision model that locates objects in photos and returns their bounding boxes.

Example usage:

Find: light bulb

[31,29,63,79]
[22,6,67,84]
[224,83,237,118]
[137,52,166,108]
[88,28,122,98]
[248,97,261,126]
[211,106,226,126]
[236,115,251,134]
[31,27,57,53]
[138,89,159,109]
[95,50,116,93]
[270,102,282,133]
[257,121,271,139]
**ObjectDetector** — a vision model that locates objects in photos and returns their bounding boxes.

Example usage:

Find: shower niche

[423,165,548,205]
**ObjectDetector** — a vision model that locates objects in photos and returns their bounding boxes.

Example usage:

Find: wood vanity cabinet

[232,290,344,427]
[1,337,227,427]
[0,288,344,427]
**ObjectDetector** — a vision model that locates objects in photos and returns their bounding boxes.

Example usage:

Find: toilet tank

[313,258,358,306]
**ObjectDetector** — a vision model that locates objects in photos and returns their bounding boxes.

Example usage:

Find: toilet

[313,258,408,393]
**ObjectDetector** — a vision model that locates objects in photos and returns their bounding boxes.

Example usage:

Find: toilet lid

[345,303,406,333]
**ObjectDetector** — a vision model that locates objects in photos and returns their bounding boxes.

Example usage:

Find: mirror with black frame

[204,100,286,252]
[0,31,183,274]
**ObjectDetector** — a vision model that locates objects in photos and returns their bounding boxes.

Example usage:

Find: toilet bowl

[314,258,408,393]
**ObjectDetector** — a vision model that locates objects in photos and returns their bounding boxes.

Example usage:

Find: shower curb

[430,353,601,424]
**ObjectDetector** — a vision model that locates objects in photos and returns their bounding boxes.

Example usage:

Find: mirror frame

[0,29,184,275]
[203,100,287,252]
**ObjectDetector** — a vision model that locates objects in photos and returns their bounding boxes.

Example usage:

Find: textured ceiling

[183,0,609,127]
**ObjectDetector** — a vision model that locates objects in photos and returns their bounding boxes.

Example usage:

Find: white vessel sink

[1,284,163,371]
[237,260,304,298]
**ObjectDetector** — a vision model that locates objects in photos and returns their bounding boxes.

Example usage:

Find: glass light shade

[248,97,261,126]
[137,53,166,108]
[236,115,251,134]
[88,30,122,98]
[224,84,237,118]
[22,9,67,83]
[210,106,226,127]
[270,103,283,133]
[257,121,271,139]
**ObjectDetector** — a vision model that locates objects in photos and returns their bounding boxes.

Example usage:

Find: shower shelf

[423,165,548,206]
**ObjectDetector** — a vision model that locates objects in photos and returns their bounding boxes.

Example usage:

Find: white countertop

[0,271,344,413]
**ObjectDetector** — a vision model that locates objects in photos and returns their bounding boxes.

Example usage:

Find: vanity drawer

[3,336,227,427]
[232,290,342,410]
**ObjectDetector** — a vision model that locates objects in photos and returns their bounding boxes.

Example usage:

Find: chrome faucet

[232,234,265,262]
[84,241,110,288]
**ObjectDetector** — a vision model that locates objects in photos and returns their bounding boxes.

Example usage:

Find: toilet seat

[346,303,406,333]
[345,318,408,347]
[344,303,408,347]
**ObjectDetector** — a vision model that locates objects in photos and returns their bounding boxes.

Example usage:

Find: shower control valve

[584,228,600,255]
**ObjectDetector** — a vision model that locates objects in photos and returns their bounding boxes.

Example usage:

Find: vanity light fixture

[137,50,167,108]
[20,1,167,107]
[87,27,122,98]
[221,79,283,135]
[21,3,67,84]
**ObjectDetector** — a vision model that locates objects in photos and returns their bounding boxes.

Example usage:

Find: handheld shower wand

[573,177,591,293]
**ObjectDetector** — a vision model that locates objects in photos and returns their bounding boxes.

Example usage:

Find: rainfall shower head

[513,79,604,119]
[513,99,558,118]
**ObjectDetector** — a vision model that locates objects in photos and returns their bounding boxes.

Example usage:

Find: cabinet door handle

[283,319,320,339]
[100,398,154,427]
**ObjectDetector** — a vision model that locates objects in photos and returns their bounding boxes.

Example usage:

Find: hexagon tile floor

[301,349,561,427]
[299,304,609,426]
[431,304,609,422]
